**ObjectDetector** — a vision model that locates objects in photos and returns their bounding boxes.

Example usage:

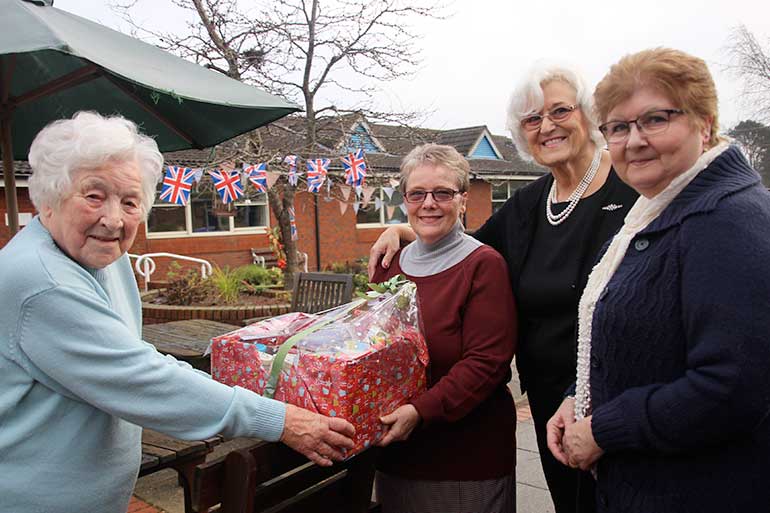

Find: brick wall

[0,188,36,247]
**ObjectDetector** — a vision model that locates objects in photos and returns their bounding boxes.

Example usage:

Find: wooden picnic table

[142,319,236,372]
[140,429,224,513]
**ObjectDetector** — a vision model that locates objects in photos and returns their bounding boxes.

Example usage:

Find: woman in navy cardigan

[547,48,770,512]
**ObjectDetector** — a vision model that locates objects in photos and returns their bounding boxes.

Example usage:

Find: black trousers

[526,381,596,513]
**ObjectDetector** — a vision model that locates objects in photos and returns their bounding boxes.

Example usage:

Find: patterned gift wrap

[210,280,428,454]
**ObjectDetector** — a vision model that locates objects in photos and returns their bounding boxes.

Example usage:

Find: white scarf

[574,141,730,420]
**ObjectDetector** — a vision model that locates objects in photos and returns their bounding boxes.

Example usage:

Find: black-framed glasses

[403,188,461,204]
[599,109,685,144]
[520,105,578,131]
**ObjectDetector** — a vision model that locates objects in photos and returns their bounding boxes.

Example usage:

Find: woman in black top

[369,63,638,513]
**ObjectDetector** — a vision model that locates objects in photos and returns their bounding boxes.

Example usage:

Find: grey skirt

[375,471,516,513]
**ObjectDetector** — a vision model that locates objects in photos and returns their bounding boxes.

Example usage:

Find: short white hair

[28,111,163,218]
[505,62,603,163]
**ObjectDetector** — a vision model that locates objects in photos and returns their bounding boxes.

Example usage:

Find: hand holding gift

[281,403,355,466]
[211,277,428,455]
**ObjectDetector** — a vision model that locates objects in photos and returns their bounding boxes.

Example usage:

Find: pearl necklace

[545,147,602,226]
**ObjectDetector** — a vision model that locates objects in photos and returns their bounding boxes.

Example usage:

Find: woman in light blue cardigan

[0,112,354,513]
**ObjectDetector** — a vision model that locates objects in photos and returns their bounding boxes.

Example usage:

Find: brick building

[1,115,544,274]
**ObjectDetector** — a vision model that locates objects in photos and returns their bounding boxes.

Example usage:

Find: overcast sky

[58,0,770,136]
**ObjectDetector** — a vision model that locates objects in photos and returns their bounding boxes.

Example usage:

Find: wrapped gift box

[211,280,428,453]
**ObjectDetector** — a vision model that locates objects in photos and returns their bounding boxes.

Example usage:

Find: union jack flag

[284,155,300,186]
[342,149,367,186]
[208,168,244,204]
[245,163,268,193]
[306,158,329,193]
[288,207,298,241]
[159,166,196,205]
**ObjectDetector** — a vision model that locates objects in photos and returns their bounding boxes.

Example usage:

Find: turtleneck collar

[399,220,482,277]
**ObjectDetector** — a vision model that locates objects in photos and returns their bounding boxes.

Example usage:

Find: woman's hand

[546,396,576,466]
[281,404,356,466]
[367,225,415,280]
[377,404,421,446]
[563,416,604,470]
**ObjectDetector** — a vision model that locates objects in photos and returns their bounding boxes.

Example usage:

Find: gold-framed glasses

[599,109,685,144]
[520,105,578,131]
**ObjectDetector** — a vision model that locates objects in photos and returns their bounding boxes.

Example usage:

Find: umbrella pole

[0,54,19,237]
[0,117,17,236]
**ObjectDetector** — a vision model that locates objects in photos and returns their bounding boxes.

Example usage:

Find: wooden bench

[291,272,354,314]
[242,272,354,326]
[191,441,380,513]
[140,429,224,513]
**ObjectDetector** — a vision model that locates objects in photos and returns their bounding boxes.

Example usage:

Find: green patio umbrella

[0,0,300,235]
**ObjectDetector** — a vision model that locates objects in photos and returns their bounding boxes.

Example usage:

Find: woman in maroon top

[372,143,518,513]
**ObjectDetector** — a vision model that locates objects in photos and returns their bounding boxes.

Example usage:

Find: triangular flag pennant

[374,197,383,211]
[399,203,408,216]
[386,205,396,220]
[353,202,360,214]
[390,178,400,188]
[338,200,349,216]
[383,186,395,200]
[362,185,376,207]
[326,176,332,195]
[193,168,204,183]
[266,172,280,190]
[340,185,352,202]
[355,185,363,197]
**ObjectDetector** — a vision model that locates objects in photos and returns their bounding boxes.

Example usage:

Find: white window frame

[491,178,535,212]
[146,190,270,239]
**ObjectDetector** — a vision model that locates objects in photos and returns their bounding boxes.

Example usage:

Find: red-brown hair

[594,48,723,148]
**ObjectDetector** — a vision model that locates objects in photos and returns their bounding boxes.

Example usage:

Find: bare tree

[113,0,443,286]
[728,119,770,186]
[726,25,770,123]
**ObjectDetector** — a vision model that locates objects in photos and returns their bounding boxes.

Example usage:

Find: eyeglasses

[403,188,461,204]
[599,109,685,144]
[520,105,578,131]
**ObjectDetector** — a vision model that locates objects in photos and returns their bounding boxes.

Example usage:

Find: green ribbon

[263,299,365,399]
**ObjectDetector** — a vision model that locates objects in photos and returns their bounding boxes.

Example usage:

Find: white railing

[132,252,213,292]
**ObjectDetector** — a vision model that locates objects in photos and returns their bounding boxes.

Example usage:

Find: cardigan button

[598,491,609,508]
[634,238,650,251]
[590,355,601,369]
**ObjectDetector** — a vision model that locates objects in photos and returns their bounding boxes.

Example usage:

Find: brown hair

[594,48,723,148]
[399,143,470,193]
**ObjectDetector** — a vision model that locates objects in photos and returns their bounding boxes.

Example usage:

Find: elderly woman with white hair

[369,64,638,512]
[0,112,354,513]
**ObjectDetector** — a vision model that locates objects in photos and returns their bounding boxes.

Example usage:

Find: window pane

[492,201,505,214]
[191,191,229,233]
[234,203,268,228]
[492,183,509,200]
[147,205,186,232]
[356,203,381,224]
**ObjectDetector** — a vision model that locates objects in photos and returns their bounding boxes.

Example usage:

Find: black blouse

[473,169,638,391]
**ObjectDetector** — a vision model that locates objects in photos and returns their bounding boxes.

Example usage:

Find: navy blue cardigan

[589,146,770,512]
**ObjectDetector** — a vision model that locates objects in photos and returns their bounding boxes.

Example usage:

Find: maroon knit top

[373,245,518,480]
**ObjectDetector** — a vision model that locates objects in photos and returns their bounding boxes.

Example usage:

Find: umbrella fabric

[0,0,300,158]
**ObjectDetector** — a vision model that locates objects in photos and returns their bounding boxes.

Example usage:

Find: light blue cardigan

[0,217,286,513]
